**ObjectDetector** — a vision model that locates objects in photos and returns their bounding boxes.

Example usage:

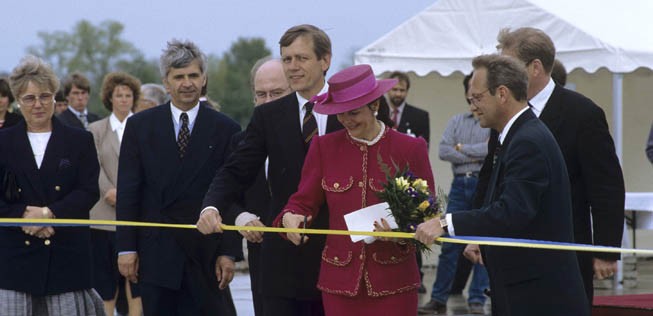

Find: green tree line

[26,19,270,126]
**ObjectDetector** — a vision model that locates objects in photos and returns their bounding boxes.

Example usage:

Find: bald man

[235,56,292,315]
[252,58,292,106]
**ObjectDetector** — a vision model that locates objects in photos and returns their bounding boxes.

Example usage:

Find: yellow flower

[417,200,430,211]
[395,177,409,190]
[412,178,429,194]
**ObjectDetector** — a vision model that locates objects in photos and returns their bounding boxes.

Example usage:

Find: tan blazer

[89,117,120,231]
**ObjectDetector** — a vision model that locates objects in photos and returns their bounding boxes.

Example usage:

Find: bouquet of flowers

[376,154,445,252]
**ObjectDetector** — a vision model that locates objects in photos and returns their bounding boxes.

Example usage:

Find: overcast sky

[2,0,433,76]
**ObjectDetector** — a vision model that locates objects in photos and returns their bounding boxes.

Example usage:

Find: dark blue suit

[116,103,241,315]
[0,118,99,295]
[453,110,589,316]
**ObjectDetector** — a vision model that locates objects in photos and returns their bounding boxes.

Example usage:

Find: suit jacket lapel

[14,120,58,203]
[484,110,536,205]
[162,105,216,207]
[105,119,121,159]
[539,85,564,135]
[155,105,182,200]
[281,95,306,160]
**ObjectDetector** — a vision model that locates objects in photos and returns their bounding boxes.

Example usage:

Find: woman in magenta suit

[274,64,435,315]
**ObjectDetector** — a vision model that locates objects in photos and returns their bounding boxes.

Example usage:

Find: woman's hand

[373,218,398,243]
[22,206,55,238]
[282,213,311,246]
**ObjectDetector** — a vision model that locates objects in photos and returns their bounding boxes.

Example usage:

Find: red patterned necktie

[391,109,399,129]
[177,112,190,158]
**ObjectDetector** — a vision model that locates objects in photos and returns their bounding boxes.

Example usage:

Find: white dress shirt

[109,112,133,143]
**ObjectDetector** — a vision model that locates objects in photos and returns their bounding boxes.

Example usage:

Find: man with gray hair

[416,54,589,316]
[136,83,167,112]
[116,39,242,316]
[472,27,625,306]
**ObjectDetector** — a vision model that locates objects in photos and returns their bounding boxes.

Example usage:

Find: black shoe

[418,299,446,315]
[468,302,485,314]
[418,283,427,294]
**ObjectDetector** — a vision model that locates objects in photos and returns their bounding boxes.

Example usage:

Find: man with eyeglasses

[231,56,292,316]
[419,73,490,315]
[471,27,625,307]
[416,54,590,316]
[57,72,100,130]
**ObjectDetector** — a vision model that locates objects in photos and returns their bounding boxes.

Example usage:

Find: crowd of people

[0,23,628,316]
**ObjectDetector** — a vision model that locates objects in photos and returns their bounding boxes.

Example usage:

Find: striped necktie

[79,113,88,130]
[302,102,318,151]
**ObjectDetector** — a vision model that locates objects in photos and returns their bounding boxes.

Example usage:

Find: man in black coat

[196,24,342,316]
[116,40,242,316]
[56,72,100,130]
[416,54,589,316]
[233,57,292,316]
[471,27,625,305]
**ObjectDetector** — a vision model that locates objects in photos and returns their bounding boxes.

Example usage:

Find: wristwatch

[439,216,449,234]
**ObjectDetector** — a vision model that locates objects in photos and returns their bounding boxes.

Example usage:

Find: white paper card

[344,202,398,243]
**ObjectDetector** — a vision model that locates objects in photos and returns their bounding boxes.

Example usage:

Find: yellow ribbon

[3,218,650,255]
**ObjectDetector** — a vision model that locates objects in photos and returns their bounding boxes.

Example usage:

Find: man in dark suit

[233,57,292,316]
[56,72,100,130]
[386,71,430,145]
[116,40,242,316]
[196,24,343,316]
[471,27,625,305]
[416,54,589,316]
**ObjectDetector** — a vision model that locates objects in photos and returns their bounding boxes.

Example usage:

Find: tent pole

[612,73,623,163]
[612,72,624,290]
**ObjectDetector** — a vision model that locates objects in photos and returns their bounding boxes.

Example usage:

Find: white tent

[355,0,653,160]
[355,0,653,195]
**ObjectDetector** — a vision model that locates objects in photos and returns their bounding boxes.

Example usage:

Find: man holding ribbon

[415,54,589,316]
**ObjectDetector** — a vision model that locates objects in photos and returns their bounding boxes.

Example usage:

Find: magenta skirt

[322,288,417,316]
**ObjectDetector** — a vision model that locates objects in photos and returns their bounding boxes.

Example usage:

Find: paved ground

[230,254,653,315]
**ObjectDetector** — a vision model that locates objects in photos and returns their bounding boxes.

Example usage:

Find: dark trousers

[141,263,236,316]
[577,251,595,305]
[262,295,324,316]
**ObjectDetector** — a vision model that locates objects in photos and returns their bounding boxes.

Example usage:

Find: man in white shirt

[415,54,589,316]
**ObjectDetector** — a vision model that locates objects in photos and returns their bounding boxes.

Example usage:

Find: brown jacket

[89,117,120,231]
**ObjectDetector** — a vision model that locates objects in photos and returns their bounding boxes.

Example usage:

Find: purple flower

[405,171,416,180]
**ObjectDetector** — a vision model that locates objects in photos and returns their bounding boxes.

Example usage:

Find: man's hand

[463,244,484,265]
[104,188,117,207]
[414,218,444,246]
[593,258,617,280]
[282,213,311,246]
[215,256,235,289]
[239,219,265,243]
[118,253,139,283]
[196,209,223,234]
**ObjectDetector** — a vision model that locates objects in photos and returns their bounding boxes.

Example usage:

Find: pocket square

[58,158,72,170]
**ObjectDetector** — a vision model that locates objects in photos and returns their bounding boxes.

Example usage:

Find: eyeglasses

[466,89,489,106]
[20,93,54,107]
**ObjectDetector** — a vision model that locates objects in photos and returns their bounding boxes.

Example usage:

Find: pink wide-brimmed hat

[312,64,397,115]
